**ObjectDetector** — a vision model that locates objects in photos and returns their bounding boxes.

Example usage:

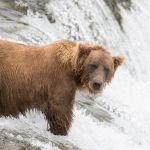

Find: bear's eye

[89,64,98,70]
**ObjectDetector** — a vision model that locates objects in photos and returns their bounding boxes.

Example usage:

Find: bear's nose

[92,80,102,90]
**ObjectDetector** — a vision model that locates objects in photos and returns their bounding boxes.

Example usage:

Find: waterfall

[0,0,150,149]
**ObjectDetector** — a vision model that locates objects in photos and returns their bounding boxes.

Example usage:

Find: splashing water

[0,0,150,149]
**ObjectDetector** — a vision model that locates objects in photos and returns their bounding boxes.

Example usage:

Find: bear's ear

[78,43,92,59]
[78,42,101,59]
[113,55,125,70]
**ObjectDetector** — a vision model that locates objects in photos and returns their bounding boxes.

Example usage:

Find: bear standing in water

[0,40,124,135]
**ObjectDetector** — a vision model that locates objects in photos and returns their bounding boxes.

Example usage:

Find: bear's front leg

[45,99,74,135]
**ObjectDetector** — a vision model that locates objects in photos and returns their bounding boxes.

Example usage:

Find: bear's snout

[91,80,103,91]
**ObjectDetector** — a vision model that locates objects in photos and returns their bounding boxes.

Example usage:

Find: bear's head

[74,42,125,94]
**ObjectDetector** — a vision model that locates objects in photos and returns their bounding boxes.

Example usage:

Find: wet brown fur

[0,39,124,135]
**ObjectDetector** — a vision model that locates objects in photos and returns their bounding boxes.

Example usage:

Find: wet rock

[0,0,56,24]
[0,128,81,150]
[76,92,113,122]
[0,0,28,15]
[104,0,132,30]
[17,0,56,23]
[118,0,132,10]
[0,129,40,150]
[45,12,56,23]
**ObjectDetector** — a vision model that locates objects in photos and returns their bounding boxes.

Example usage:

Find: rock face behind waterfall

[103,0,132,29]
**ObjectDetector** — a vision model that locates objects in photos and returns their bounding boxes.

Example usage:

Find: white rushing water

[0,0,150,149]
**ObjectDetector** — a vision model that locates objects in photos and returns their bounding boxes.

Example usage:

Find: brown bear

[0,39,124,135]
